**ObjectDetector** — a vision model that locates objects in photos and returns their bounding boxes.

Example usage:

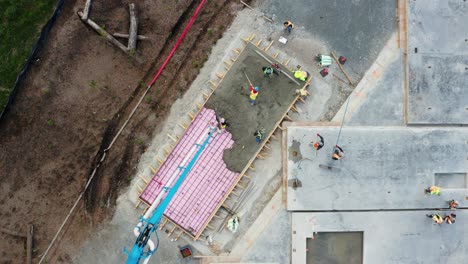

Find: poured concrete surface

[205,43,300,172]
[286,126,468,211]
[407,0,468,124]
[306,232,363,264]
[293,211,468,264]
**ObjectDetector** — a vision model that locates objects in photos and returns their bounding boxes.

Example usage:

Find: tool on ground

[320,68,329,77]
[179,245,193,258]
[339,56,347,65]
[317,54,333,67]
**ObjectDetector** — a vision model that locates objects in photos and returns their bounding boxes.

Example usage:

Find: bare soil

[206,43,301,172]
[0,0,247,263]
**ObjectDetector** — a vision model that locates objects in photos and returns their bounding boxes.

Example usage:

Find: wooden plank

[81,0,92,21]
[128,3,138,51]
[264,41,273,52]
[139,174,149,184]
[255,39,263,47]
[113,33,149,40]
[331,51,354,85]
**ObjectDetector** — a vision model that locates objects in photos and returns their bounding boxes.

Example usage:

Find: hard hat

[220,118,225,123]
[254,86,259,91]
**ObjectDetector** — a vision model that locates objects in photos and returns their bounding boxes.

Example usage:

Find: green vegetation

[0,0,55,112]
[89,79,98,89]
[46,119,55,126]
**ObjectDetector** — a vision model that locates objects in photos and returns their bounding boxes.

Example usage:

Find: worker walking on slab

[312,133,325,151]
[283,20,295,33]
[294,70,310,81]
[444,213,456,224]
[425,185,441,195]
[426,213,443,225]
[332,145,344,160]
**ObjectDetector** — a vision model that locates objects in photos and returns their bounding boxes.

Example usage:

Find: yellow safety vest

[294,71,307,81]
[250,91,258,100]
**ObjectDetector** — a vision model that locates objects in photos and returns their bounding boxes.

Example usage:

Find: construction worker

[448,199,459,210]
[444,213,456,224]
[249,85,259,105]
[426,213,443,224]
[217,117,229,133]
[283,21,295,33]
[262,66,279,78]
[312,133,324,151]
[294,70,310,81]
[254,130,263,143]
[425,186,441,195]
[332,145,344,160]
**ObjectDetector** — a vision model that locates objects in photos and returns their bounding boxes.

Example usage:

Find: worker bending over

[294,70,310,81]
[312,133,324,151]
[217,117,229,133]
[425,186,441,195]
[332,145,344,160]
[426,213,443,224]
[254,130,263,143]
[283,21,295,33]
[262,66,279,78]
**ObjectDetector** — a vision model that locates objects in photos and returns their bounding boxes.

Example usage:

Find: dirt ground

[206,43,301,172]
[0,0,246,263]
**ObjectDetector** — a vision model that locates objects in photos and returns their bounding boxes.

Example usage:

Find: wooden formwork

[135,33,311,241]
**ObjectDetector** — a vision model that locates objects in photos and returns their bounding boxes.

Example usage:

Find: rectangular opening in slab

[435,173,467,189]
[306,232,363,264]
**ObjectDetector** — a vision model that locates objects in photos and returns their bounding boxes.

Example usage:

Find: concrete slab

[292,211,468,264]
[407,0,468,124]
[260,0,397,78]
[286,126,468,211]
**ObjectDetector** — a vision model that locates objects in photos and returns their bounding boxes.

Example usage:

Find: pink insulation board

[140,108,239,236]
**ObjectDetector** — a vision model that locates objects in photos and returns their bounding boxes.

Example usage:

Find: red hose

[148,0,207,88]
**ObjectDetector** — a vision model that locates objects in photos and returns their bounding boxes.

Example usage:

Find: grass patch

[89,80,98,89]
[0,0,55,112]
[46,119,55,126]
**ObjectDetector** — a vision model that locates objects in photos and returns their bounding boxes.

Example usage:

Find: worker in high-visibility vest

[249,85,259,105]
[425,186,441,195]
[294,70,310,81]
[332,145,344,160]
[426,213,443,224]
[262,66,279,78]
[254,130,263,143]
[284,21,295,33]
